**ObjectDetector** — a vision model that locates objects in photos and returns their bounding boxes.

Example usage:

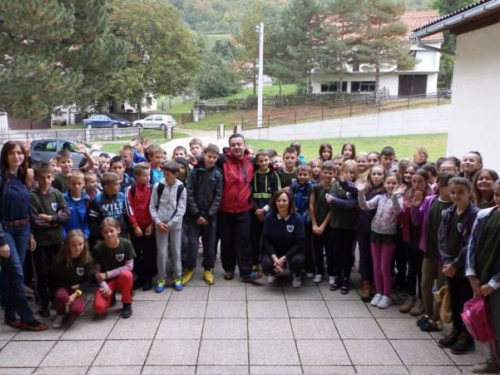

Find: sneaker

[155,279,166,293]
[438,329,460,348]
[267,275,276,284]
[328,276,335,285]
[377,295,392,309]
[182,269,195,285]
[420,319,443,332]
[18,319,48,332]
[203,270,215,285]
[121,304,133,319]
[305,273,314,279]
[223,272,234,280]
[371,293,383,306]
[242,271,262,282]
[416,315,430,327]
[38,307,50,318]
[450,332,475,355]
[52,315,64,329]
[360,280,371,302]
[173,279,184,291]
[472,361,500,374]
[329,277,341,291]
[399,295,416,314]
[313,274,323,284]
[340,278,350,294]
[252,265,261,272]
[292,275,302,288]
[142,279,153,291]
[410,298,424,316]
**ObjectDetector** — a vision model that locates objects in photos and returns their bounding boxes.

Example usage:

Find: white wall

[0,112,8,131]
[447,22,500,172]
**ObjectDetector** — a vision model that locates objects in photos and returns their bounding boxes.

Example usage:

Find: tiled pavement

[0,263,488,375]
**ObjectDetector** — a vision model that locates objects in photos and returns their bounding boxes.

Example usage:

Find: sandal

[223,272,234,280]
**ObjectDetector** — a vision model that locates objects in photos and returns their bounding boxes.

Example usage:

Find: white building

[312,11,443,97]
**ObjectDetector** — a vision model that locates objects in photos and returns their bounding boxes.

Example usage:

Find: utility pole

[256,22,264,128]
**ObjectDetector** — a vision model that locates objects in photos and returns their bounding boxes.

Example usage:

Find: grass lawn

[98,129,189,154]
[246,133,448,162]
[225,84,298,100]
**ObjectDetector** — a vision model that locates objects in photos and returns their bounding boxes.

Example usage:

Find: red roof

[401,10,444,41]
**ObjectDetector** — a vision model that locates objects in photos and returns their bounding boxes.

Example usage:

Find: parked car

[133,114,177,130]
[82,114,131,129]
[31,139,92,165]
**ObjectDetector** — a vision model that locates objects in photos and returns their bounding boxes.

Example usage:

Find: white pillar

[257,22,264,128]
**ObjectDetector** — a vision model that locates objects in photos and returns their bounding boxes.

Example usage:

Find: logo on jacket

[51,202,59,211]
[115,253,125,262]
[76,267,84,276]
[286,225,295,233]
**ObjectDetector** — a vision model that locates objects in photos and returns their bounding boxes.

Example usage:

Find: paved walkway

[0,256,486,374]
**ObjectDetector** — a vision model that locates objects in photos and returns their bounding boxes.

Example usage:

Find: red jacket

[125,183,153,230]
[219,150,254,213]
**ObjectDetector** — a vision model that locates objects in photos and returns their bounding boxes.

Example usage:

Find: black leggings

[331,228,356,280]
[261,252,306,276]
[405,245,423,297]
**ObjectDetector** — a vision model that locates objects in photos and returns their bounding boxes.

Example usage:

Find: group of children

[3,135,499,373]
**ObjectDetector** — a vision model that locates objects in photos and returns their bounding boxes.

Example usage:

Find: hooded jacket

[149,179,186,230]
[186,164,223,220]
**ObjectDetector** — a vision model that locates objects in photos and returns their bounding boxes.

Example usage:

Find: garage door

[398,75,427,96]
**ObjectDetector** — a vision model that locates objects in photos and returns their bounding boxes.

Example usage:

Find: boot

[410,298,424,316]
[360,280,371,302]
[399,295,416,314]
[438,329,460,348]
[450,332,475,355]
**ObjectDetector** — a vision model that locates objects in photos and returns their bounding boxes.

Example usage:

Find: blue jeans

[0,224,35,322]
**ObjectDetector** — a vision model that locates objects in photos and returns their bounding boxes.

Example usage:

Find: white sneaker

[292,275,302,288]
[328,276,335,285]
[313,274,323,284]
[305,273,314,279]
[377,295,392,309]
[267,275,276,284]
[52,314,64,329]
[371,293,383,306]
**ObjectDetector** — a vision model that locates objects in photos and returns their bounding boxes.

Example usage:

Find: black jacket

[186,165,223,220]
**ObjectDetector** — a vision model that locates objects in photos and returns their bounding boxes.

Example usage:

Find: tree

[0,0,125,119]
[107,0,199,111]
[355,0,417,95]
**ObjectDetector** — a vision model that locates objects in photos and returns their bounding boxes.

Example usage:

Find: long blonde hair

[58,230,90,268]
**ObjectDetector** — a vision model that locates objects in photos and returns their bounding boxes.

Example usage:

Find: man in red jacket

[218,134,262,282]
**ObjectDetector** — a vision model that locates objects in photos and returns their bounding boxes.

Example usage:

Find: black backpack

[153,182,185,214]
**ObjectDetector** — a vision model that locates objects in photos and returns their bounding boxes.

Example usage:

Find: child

[175,157,190,185]
[357,172,406,309]
[272,155,283,170]
[189,138,204,159]
[291,142,306,164]
[120,145,136,178]
[148,145,166,184]
[150,161,187,292]
[310,161,334,285]
[64,170,91,239]
[84,171,99,199]
[466,179,500,373]
[341,142,356,161]
[126,163,155,291]
[251,150,281,269]
[413,147,429,167]
[332,154,344,171]
[109,156,134,193]
[438,177,479,354]
[88,172,128,245]
[380,146,397,173]
[93,218,135,319]
[318,143,333,163]
[184,144,223,285]
[50,229,92,328]
[411,172,455,331]
[326,160,359,293]
[30,162,70,317]
[439,158,459,174]
[309,159,322,184]
[280,147,298,188]
[356,153,369,179]
[173,146,188,159]
[98,153,111,175]
[131,137,148,163]
[473,169,499,209]
[367,151,381,167]
[49,157,61,176]
[52,150,73,193]
[461,151,483,181]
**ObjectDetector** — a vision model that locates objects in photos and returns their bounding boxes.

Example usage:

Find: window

[351,81,376,92]
[154,116,163,121]
[146,96,153,107]
[33,141,57,152]
[352,59,360,72]
[320,82,348,93]
[145,116,154,121]
[62,142,77,152]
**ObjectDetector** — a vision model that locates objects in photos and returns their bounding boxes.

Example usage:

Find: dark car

[31,139,91,165]
[82,114,131,129]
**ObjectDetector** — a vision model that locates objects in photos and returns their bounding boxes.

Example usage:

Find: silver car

[133,114,177,130]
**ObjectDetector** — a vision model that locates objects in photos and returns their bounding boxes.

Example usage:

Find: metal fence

[0,127,142,143]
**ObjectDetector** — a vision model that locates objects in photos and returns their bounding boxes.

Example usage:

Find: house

[311,10,443,97]
[411,0,500,171]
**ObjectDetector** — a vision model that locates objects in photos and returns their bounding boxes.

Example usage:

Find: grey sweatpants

[156,229,182,280]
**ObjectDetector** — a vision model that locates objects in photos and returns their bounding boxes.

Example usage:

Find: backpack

[154,182,184,213]
[461,296,496,345]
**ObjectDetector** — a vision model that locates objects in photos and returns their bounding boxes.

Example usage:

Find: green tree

[0,0,125,119]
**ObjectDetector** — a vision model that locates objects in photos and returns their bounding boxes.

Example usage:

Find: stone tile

[133,289,172,301]
[407,365,461,374]
[108,318,160,340]
[94,339,151,366]
[41,340,103,367]
[249,340,299,366]
[248,319,293,340]
[334,318,385,339]
[250,366,302,374]
[0,340,7,349]
[344,340,402,365]
[367,303,410,318]
[326,300,372,318]
[197,365,249,374]
[156,318,203,340]
[0,340,55,367]
[13,325,65,341]
[169,287,209,301]
[377,318,432,339]
[296,340,351,366]
[443,346,487,366]
[247,285,285,301]
[392,340,454,366]
[208,286,246,301]
[355,365,409,374]
[0,324,21,340]
[290,318,339,339]
[303,366,356,374]
[202,319,247,340]
[287,301,330,318]
[319,286,360,301]
[34,367,88,374]
[88,366,142,374]
[129,301,167,319]
[205,300,246,318]
[283,286,323,300]
[0,369,35,374]
[198,339,248,365]
[147,339,199,366]
[248,301,288,318]
[142,365,196,374]
[61,315,117,340]
[163,301,207,319]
